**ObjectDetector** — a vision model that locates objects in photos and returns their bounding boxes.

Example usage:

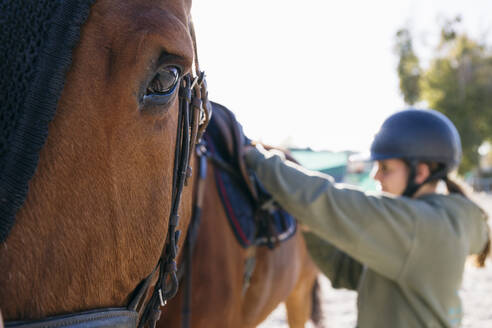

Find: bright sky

[191,0,492,151]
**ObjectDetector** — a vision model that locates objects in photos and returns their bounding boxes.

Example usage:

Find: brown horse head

[0,0,199,321]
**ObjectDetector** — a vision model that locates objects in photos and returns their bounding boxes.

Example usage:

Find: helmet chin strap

[402,160,420,197]
[402,160,448,198]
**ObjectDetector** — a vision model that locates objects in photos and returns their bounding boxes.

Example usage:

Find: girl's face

[372,159,409,196]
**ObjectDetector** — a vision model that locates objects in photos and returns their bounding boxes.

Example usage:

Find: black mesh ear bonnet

[0,0,95,242]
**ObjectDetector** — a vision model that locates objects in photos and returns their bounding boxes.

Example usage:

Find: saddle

[206,102,258,200]
[204,102,296,248]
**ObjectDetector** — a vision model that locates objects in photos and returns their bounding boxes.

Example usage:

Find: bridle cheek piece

[131,44,212,328]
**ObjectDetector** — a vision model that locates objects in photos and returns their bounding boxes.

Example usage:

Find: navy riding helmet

[370,109,462,196]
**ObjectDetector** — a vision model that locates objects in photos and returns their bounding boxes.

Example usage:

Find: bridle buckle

[158,289,167,307]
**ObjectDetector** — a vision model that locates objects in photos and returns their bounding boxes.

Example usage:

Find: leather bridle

[128,19,212,328]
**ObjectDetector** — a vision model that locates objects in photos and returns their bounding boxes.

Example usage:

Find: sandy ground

[259,192,492,328]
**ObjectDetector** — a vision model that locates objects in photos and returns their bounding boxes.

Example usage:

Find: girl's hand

[299,223,311,232]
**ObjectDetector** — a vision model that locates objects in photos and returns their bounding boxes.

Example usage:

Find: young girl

[244,109,489,328]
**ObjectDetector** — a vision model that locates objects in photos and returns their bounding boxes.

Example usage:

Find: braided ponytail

[444,177,490,267]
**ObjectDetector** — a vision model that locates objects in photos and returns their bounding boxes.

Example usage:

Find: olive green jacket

[245,146,489,328]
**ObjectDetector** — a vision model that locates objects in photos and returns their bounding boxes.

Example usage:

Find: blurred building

[467,143,492,192]
[289,148,378,191]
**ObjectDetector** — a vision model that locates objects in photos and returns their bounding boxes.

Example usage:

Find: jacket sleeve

[245,145,427,281]
[303,231,363,290]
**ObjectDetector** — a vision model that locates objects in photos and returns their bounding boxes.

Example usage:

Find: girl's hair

[444,176,490,267]
[422,162,490,267]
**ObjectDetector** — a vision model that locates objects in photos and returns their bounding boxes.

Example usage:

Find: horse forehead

[94,0,193,59]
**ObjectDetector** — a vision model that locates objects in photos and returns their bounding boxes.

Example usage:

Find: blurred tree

[395,17,492,173]
[395,28,421,105]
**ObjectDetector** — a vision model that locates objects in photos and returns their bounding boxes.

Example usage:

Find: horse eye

[146,66,180,96]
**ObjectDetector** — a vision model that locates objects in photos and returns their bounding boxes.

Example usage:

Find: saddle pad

[0,0,95,242]
[203,110,296,248]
